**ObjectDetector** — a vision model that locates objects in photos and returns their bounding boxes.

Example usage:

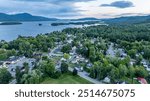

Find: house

[141,59,147,65]
[120,53,127,58]
[87,63,93,69]
[67,39,73,44]
[69,52,74,56]
[74,67,83,72]
[33,53,42,59]
[137,77,148,84]
[130,59,136,66]
[0,61,7,68]
[67,34,72,38]
[61,58,67,62]
[91,38,96,44]
[79,57,85,62]
[118,81,128,84]
[0,62,3,68]
[72,59,78,64]
[103,77,110,83]
[5,56,20,64]
[87,63,93,67]
[85,59,89,63]
[141,59,150,71]
[116,48,127,58]
[72,46,77,50]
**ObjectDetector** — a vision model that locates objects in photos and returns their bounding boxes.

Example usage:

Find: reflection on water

[0,21,82,41]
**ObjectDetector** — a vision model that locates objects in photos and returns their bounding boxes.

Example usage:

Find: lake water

[0,21,83,41]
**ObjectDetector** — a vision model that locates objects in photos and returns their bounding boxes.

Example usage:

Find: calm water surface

[0,21,82,41]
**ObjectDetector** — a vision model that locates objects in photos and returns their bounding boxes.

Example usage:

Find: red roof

[137,77,148,84]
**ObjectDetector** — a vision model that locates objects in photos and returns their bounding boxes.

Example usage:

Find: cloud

[0,0,94,18]
[100,1,134,8]
[14,0,95,4]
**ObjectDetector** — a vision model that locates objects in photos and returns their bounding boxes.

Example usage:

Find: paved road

[9,79,16,84]
[47,45,104,84]
[68,67,103,84]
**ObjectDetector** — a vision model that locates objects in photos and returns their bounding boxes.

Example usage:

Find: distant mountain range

[0,13,58,21]
[72,15,150,24]
[102,15,150,24]
[71,17,100,21]
[1,12,150,24]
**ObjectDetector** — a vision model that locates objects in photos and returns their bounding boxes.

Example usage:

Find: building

[5,56,20,64]
[103,77,110,83]
[130,59,136,66]
[137,77,148,84]
[0,62,3,68]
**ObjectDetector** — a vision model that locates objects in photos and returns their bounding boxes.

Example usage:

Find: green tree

[135,66,148,78]
[118,64,128,78]
[60,62,68,73]
[143,47,150,60]
[128,66,135,83]
[89,67,96,79]
[89,46,96,62]
[40,60,55,77]
[21,69,43,84]
[128,49,137,59]
[73,68,78,76]
[136,54,143,65]
[109,68,119,83]
[64,53,70,60]
[23,62,29,74]
[61,44,71,53]
[0,68,12,84]
[15,66,23,84]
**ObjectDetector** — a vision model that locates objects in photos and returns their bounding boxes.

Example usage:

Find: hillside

[71,17,100,21]
[103,15,150,24]
[0,13,58,21]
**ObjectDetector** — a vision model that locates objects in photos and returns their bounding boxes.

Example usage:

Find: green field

[41,73,92,84]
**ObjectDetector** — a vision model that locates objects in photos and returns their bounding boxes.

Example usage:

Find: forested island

[0,22,150,84]
[51,21,101,26]
[0,22,22,25]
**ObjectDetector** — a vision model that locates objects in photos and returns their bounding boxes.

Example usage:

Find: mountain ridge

[102,15,150,24]
[0,13,58,21]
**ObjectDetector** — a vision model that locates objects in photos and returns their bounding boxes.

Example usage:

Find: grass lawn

[41,73,92,84]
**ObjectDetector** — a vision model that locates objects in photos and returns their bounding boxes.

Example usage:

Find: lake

[0,21,83,41]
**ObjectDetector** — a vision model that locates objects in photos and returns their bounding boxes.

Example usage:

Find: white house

[103,77,110,83]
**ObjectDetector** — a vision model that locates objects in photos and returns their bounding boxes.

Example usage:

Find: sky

[0,0,149,19]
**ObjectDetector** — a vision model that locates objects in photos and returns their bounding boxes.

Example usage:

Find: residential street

[68,67,103,84]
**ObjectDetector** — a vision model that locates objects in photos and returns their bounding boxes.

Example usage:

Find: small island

[0,22,22,25]
[51,21,101,26]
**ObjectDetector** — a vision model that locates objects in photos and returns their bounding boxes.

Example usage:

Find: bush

[0,68,12,84]
[61,62,68,73]
[72,68,78,76]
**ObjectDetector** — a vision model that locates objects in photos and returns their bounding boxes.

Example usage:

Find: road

[68,67,103,84]
[48,45,104,84]
[9,79,16,84]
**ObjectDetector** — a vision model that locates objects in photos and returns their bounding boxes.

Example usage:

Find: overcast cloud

[0,0,149,19]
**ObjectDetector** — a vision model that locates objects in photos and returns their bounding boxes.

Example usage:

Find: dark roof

[6,56,19,62]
